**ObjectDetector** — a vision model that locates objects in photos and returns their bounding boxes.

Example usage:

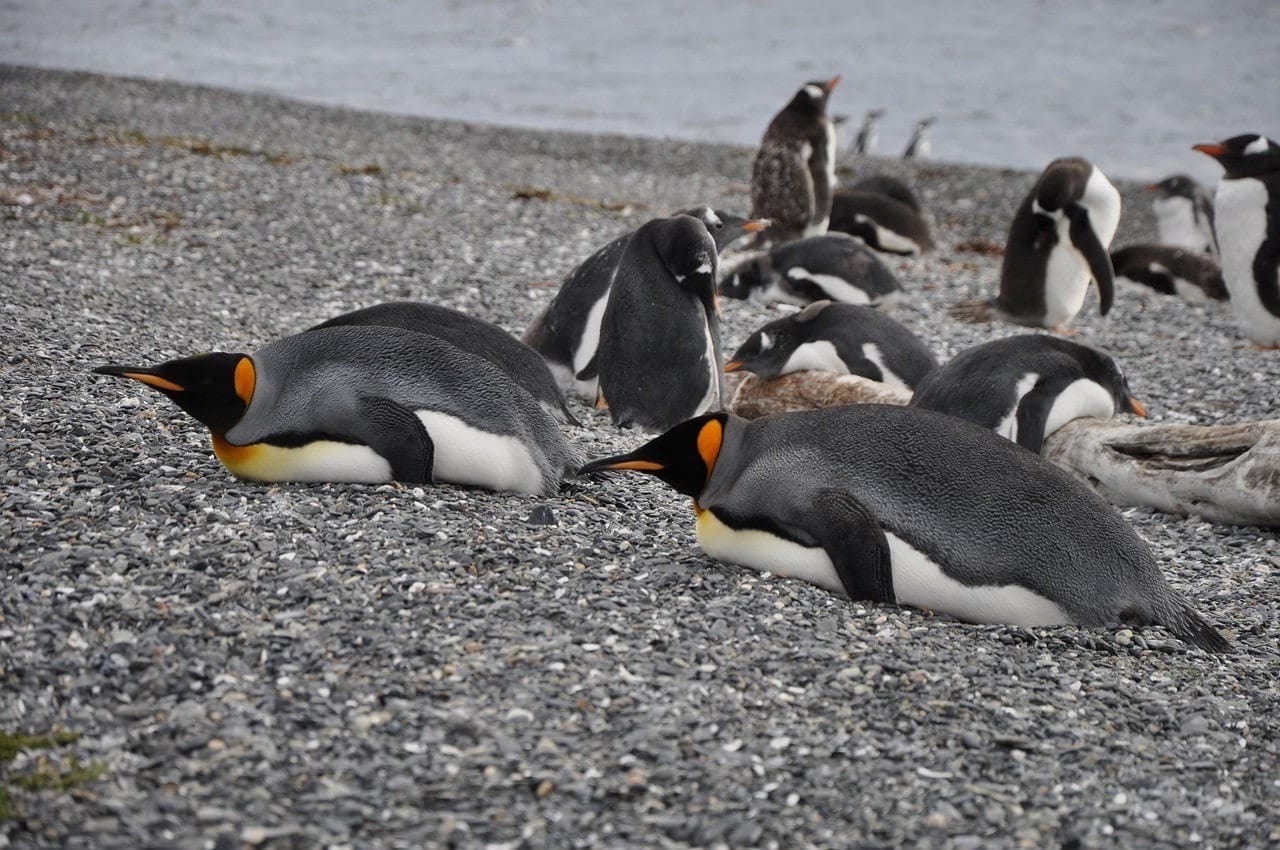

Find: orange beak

[724,360,744,373]
[1129,397,1148,418]
[1192,143,1226,157]
[824,75,842,93]
[742,218,771,232]
[1144,183,1159,192]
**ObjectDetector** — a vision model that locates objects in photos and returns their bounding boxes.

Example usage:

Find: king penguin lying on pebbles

[94,326,578,495]
[580,406,1228,652]
[311,301,579,424]
[751,77,841,244]
[951,157,1120,332]
[1110,245,1227,302]
[726,300,936,389]
[909,334,1145,453]
[719,234,902,306]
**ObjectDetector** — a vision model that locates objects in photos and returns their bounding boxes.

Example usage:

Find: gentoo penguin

[523,207,764,401]
[595,214,725,431]
[951,157,1121,332]
[750,77,841,244]
[852,108,886,156]
[1110,244,1227,301]
[310,301,579,424]
[719,234,902,306]
[850,174,921,212]
[909,334,1145,453]
[579,406,1227,652]
[1147,174,1218,257]
[94,326,578,495]
[902,117,936,159]
[828,189,934,255]
[1194,134,1280,348]
[725,300,937,389]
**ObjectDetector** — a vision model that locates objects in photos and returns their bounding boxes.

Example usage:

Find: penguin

[1193,134,1280,348]
[719,234,902,306]
[578,405,1227,652]
[594,214,726,431]
[852,108,885,156]
[94,326,578,495]
[725,300,937,389]
[951,157,1121,332]
[1110,244,1227,302]
[1147,174,1218,257]
[902,116,936,159]
[850,174,921,212]
[750,77,841,244]
[828,189,934,255]
[310,301,579,424]
[523,207,764,401]
[908,334,1146,453]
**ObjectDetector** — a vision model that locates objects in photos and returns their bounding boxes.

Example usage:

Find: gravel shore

[2,66,1277,849]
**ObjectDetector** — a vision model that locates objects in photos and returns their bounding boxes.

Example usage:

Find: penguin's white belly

[860,342,910,388]
[854,214,921,255]
[781,340,848,375]
[994,372,1040,443]
[569,292,610,399]
[213,436,393,483]
[1041,379,1116,437]
[695,510,1072,626]
[1152,197,1214,255]
[1172,277,1212,302]
[416,411,545,495]
[1216,178,1279,344]
[784,266,872,305]
[1042,219,1091,328]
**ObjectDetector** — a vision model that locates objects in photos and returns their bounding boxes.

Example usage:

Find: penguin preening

[751,77,841,244]
[719,234,902,306]
[902,116,935,159]
[310,301,579,424]
[1194,134,1280,348]
[94,326,578,495]
[951,157,1121,332]
[726,300,937,389]
[828,188,934,255]
[852,108,885,156]
[594,214,727,431]
[909,334,1145,453]
[1147,174,1218,258]
[1110,244,1227,302]
[579,406,1227,652]
[523,207,765,401]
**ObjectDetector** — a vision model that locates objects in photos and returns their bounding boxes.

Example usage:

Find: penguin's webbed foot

[949,299,995,324]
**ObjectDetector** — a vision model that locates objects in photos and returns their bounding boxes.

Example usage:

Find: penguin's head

[787,76,841,115]
[718,253,770,300]
[1193,135,1280,179]
[578,412,730,499]
[725,301,831,377]
[1082,346,1147,419]
[1145,174,1199,200]
[672,206,771,253]
[94,352,255,435]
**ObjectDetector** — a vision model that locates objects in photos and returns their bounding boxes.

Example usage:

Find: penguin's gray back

[230,326,577,494]
[768,235,903,305]
[1110,245,1227,301]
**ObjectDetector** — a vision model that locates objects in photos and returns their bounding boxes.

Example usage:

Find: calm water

[4,0,1277,180]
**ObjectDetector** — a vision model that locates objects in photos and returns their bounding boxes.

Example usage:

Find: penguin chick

[523,207,765,401]
[719,234,902,306]
[726,300,937,389]
[829,189,934,255]
[909,334,1145,453]
[850,174,921,212]
[1110,245,1227,302]
[902,116,936,159]
[95,326,578,495]
[751,77,841,244]
[310,301,579,424]
[579,407,1227,652]
[1147,174,1218,257]
[1194,134,1280,348]
[951,157,1121,332]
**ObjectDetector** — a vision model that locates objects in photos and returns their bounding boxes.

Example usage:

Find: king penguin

[579,406,1227,652]
[523,207,765,401]
[310,301,578,424]
[951,157,1121,332]
[725,300,937,389]
[750,77,841,244]
[1110,244,1227,302]
[1194,134,1280,348]
[909,334,1146,453]
[1147,174,1218,258]
[595,214,726,431]
[94,326,578,495]
[719,234,902,306]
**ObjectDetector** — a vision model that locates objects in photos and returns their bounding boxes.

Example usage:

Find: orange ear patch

[123,372,184,392]
[234,357,256,406]
[697,418,723,477]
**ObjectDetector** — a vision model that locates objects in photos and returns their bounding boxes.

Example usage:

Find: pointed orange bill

[123,372,185,392]
[824,75,842,93]
[607,459,664,472]
[1192,143,1225,157]
[1129,397,1148,418]
[724,360,744,373]
[742,218,771,232]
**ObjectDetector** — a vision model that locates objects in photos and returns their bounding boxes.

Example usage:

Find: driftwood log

[726,371,1280,527]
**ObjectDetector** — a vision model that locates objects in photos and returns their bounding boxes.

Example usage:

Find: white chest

[1216,177,1280,344]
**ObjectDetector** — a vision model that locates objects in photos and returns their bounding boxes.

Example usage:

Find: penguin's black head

[671,207,771,253]
[94,352,254,435]
[725,301,830,377]
[1145,174,1199,199]
[787,76,841,115]
[1084,347,1147,418]
[1193,135,1280,179]
[578,412,730,499]
[718,255,769,300]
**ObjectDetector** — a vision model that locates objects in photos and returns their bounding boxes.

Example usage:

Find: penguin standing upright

[94,326,578,495]
[951,157,1121,332]
[751,77,841,244]
[595,214,726,431]
[1194,134,1280,348]
[909,334,1146,453]
[852,108,885,156]
[579,406,1227,652]
[1147,174,1218,257]
[902,116,936,159]
[719,234,902,306]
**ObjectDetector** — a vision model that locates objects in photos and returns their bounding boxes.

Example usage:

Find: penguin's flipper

[353,395,435,484]
[806,489,895,603]
[1066,204,1116,316]
[1012,375,1078,454]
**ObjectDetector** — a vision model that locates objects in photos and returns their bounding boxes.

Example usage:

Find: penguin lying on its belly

[719,234,902,306]
[1109,245,1227,302]
[94,326,578,495]
[580,406,1228,652]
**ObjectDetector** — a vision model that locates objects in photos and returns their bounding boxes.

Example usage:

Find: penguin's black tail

[1149,592,1231,654]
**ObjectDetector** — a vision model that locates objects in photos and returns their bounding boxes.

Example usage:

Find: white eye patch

[1244,136,1270,156]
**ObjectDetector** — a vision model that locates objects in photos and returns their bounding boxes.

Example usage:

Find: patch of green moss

[1,730,107,823]
[337,163,385,176]
[0,730,80,763]
[0,112,44,127]
[508,183,637,213]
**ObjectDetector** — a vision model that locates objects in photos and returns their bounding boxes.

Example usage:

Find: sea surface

[3,0,1277,180]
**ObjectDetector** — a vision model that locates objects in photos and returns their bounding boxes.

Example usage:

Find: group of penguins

[97,78,1280,655]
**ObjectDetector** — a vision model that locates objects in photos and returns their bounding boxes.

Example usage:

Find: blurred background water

[3,0,1276,180]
